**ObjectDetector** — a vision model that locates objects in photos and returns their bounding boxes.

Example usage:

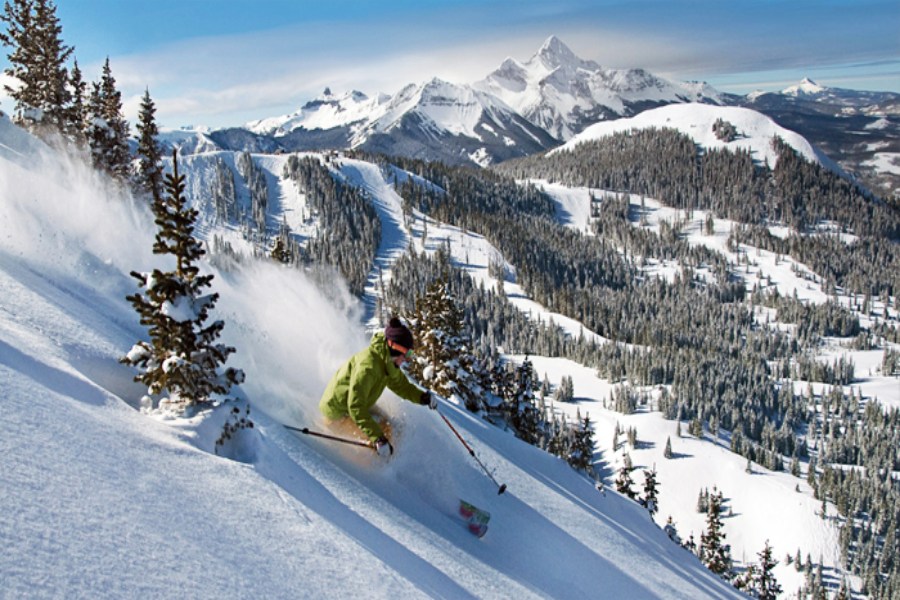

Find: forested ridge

[210,139,898,596]
[282,154,381,295]
[354,128,899,597]
[495,128,900,297]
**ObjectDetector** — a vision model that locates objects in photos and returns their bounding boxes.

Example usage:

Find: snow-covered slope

[342,152,897,596]
[474,36,723,141]
[556,102,822,168]
[0,117,745,597]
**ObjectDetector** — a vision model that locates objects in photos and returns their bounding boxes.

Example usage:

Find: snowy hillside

[0,118,749,596]
[556,102,824,168]
[388,172,899,594]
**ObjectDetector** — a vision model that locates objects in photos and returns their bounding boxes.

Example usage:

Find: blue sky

[4,0,899,129]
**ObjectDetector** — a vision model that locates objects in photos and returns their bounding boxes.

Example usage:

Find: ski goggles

[387,339,414,359]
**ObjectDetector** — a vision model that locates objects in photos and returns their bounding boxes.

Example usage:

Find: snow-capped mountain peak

[351,76,557,166]
[474,35,723,141]
[783,77,828,96]
[534,35,601,73]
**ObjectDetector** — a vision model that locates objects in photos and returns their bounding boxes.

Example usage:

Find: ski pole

[284,424,373,449]
[436,408,507,495]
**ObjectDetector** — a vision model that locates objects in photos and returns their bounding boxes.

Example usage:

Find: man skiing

[319,317,436,457]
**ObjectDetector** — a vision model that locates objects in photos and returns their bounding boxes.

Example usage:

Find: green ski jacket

[318,331,423,441]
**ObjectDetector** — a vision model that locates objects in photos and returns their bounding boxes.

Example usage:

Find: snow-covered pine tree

[66,58,87,144]
[0,0,74,138]
[700,490,732,577]
[554,374,574,402]
[407,279,484,411]
[121,150,244,413]
[751,540,782,600]
[134,87,164,202]
[510,356,544,444]
[641,467,659,516]
[566,410,595,473]
[615,456,637,500]
[734,539,782,598]
[696,488,709,513]
[546,411,568,458]
[87,57,130,182]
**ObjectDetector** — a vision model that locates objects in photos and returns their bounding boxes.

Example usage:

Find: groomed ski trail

[336,158,411,326]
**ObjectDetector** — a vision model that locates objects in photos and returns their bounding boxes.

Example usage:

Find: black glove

[375,436,393,457]
[420,391,437,410]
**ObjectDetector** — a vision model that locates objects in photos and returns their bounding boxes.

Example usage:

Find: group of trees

[388,270,597,474]
[368,128,897,596]
[1,1,241,415]
[1,0,164,199]
[497,126,900,299]
[283,154,381,295]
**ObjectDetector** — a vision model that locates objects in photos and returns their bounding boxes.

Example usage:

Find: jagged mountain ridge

[473,35,724,141]
[171,36,724,167]
[163,37,898,197]
[243,35,725,144]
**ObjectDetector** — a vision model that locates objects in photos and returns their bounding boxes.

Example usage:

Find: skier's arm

[386,364,426,405]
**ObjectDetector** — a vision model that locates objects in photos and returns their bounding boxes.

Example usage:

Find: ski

[459,499,490,538]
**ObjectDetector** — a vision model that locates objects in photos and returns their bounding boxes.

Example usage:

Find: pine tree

[406,278,485,411]
[700,490,732,577]
[66,58,86,143]
[554,374,574,402]
[566,411,594,473]
[121,151,244,412]
[0,0,73,137]
[696,488,709,513]
[664,436,673,459]
[690,416,703,438]
[134,87,164,202]
[510,356,542,444]
[87,57,130,181]
[753,540,783,600]
[615,456,637,499]
[641,467,659,516]
[834,578,850,600]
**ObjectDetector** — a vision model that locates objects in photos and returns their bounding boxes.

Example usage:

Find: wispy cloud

[3,0,897,128]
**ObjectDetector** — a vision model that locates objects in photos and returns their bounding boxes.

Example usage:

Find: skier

[318,317,436,457]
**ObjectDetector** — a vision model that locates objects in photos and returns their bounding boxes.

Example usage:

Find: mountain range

[166,36,899,199]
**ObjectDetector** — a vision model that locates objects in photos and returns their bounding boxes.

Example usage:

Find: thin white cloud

[5,1,898,129]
